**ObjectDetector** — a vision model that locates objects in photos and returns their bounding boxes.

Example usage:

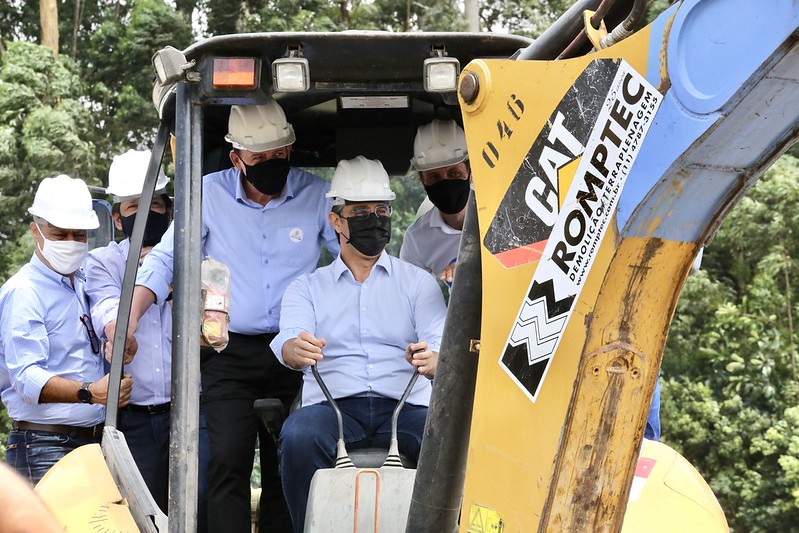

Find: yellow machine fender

[621,439,727,532]
[35,443,139,532]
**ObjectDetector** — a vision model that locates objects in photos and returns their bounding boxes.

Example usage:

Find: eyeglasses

[80,314,101,355]
[339,204,392,221]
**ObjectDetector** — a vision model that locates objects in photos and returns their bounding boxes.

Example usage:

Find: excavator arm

[410,1,799,532]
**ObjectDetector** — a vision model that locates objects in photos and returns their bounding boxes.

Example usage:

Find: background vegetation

[1,1,798,530]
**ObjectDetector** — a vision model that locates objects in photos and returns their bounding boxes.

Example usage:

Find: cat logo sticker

[498,59,663,402]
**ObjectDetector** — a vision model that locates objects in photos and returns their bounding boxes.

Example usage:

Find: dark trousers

[279,397,427,533]
[201,332,301,533]
[118,408,171,511]
[6,429,98,485]
[118,405,212,532]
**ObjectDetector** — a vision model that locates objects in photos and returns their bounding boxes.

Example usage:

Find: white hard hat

[28,175,100,230]
[224,100,296,152]
[411,119,468,171]
[326,156,396,206]
[106,149,169,202]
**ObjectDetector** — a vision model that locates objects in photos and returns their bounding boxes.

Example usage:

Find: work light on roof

[272,48,310,92]
[152,46,191,85]
[424,50,460,93]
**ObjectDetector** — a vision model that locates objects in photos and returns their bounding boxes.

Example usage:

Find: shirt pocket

[273,224,319,267]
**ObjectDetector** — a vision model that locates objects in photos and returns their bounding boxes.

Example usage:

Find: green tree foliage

[0,41,97,279]
[233,0,465,32]
[663,155,799,532]
[2,2,798,530]
[480,0,570,38]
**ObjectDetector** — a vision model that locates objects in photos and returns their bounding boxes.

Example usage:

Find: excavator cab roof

[153,31,532,175]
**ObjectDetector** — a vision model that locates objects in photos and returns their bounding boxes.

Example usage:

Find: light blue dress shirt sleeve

[410,272,446,353]
[85,245,122,335]
[137,222,181,303]
[139,167,337,334]
[271,275,315,366]
[0,256,105,425]
[1,285,55,404]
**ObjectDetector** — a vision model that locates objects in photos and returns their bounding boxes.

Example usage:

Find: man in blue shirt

[271,156,447,532]
[113,99,340,532]
[85,149,188,515]
[0,175,133,484]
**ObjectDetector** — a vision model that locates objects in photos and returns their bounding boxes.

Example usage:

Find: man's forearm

[38,376,84,404]
[131,285,157,324]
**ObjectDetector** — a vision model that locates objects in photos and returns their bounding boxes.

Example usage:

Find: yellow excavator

[34,0,799,531]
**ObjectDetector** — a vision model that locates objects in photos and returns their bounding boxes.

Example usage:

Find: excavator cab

[34,0,799,531]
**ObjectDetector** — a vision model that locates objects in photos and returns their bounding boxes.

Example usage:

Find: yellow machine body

[35,444,139,532]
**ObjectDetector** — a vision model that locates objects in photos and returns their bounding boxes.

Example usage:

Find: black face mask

[241,158,290,195]
[424,178,470,215]
[120,210,171,248]
[343,214,391,257]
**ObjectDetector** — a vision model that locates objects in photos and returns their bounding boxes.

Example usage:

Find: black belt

[229,331,277,340]
[123,402,171,415]
[12,420,104,439]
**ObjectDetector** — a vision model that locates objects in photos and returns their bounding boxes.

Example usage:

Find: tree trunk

[340,0,350,29]
[40,0,59,55]
[782,242,797,385]
[464,0,479,31]
[71,0,83,61]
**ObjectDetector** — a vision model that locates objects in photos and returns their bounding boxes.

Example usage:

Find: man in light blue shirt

[85,149,178,514]
[0,175,133,484]
[114,100,339,532]
[271,156,447,532]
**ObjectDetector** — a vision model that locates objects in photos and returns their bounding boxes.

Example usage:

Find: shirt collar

[333,250,392,281]
[30,252,84,285]
[234,167,295,208]
[429,208,462,235]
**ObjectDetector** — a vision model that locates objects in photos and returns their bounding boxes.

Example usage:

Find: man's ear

[112,211,123,232]
[30,222,43,248]
[328,211,341,233]
[229,150,242,171]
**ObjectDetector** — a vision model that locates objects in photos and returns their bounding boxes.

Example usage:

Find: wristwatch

[77,382,93,404]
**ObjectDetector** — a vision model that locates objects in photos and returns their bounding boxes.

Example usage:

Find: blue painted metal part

[617,0,799,241]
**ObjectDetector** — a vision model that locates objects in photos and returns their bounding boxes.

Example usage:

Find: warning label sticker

[499,59,663,402]
[467,504,504,533]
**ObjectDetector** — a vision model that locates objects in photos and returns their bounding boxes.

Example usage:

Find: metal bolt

[460,72,480,104]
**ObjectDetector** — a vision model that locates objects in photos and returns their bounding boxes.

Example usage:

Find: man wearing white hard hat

[113,99,339,532]
[84,150,185,516]
[401,119,471,289]
[271,156,447,531]
[0,175,133,484]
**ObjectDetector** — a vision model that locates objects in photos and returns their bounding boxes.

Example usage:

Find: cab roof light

[272,47,310,93]
[152,46,194,85]
[423,47,460,93]
[212,58,258,89]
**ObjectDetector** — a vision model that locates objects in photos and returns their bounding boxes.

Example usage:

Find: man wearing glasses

[401,119,471,288]
[270,156,447,532]
[0,175,133,484]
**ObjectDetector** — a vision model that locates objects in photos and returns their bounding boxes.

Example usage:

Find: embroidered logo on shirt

[289,228,304,243]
